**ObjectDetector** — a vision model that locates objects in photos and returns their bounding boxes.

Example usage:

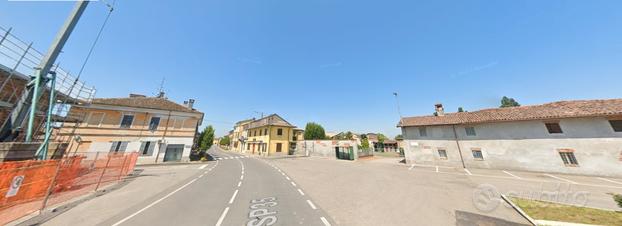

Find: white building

[398,99,622,177]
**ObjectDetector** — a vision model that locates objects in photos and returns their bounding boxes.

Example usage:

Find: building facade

[398,99,622,177]
[231,119,253,153]
[58,94,204,164]
[245,114,296,156]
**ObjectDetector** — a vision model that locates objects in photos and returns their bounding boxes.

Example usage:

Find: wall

[401,117,622,177]
[294,140,359,159]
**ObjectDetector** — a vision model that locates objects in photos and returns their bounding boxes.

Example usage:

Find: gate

[335,146,354,160]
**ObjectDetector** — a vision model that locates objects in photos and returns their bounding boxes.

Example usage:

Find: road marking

[240,175,244,180]
[229,189,239,204]
[291,181,296,187]
[408,164,415,170]
[435,166,439,173]
[306,200,317,209]
[297,189,305,196]
[111,178,198,226]
[544,174,577,184]
[464,168,472,175]
[242,171,245,175]
[215,207,230,226]
[199,164,208,170]
[281,173,285,176]
[320,217,331,226]
[237,181,242,187]
[285,177,290,181]
[503,170,522,179]
[198,175,204,178]
[598,177,622,185]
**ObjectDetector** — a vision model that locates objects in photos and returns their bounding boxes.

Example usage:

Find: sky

[1,0,621,137]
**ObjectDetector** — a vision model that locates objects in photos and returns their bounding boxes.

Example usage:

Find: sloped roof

[399,98,622,127]
[91,97,200,113]
[248,114,295,129]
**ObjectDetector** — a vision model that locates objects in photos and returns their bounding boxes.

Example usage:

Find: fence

[357,148,374,158]
[0,151,138,225]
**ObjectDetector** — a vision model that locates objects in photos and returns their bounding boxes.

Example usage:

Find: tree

[458,107,465,112]
[361,137,370,149]
[344,131,354,140]
[219,136,230,146]
[199,125,215,150]
[304,122,326,140]
[395,134,403,140]
[500,96,520,108]
[377,133,387,143]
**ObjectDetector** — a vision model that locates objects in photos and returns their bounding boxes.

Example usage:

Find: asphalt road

[97,147,332,226]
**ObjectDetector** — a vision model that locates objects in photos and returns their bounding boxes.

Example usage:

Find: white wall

[401,117,622,177]
[295,140,359,159]
[87,136,194,165]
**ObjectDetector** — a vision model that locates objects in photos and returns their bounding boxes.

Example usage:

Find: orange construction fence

[0,152,139,225]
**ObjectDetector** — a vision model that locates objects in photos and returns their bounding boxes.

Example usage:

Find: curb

[501,194,537,226]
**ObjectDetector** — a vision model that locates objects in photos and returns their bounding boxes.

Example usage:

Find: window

[149,117,161,131]
[247,144,250,150]
[87,112,105,127]
[110,141,128,153]
[264,129,268,135]
[259,129,263,136]
[438,149,447,159]
[140,141,155,156]
[472,149,483,160]
[418,127,427,137]
[609,120,622,132]
[465,127,476,136]
[254,130,257,136]
[559,149,579,166]
[120,115,134,128]
[545,122,563,134]
[276,143,282,152]
[277,128,283,136]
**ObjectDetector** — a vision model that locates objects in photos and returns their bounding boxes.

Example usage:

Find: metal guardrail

[0,25,96,104]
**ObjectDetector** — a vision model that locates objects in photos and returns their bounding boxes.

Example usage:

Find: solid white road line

[503,170,522,179]
[199,164,208,170]
[408,164,415,170]
[544,174,577,184]
[237,181,242,187]
[464,168,472,175]
[111,178,198,226]
[320,217,331,226]
[291,181,297,186]
[215,207,230,226]
[306,200,317,209]
[229,190,239,204]
[598,177,622,185]
[297,189,305,196]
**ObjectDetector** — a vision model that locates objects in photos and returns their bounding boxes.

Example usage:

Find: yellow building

[245,114,296,156]
[231,119,253,153]
[58,94,204,164]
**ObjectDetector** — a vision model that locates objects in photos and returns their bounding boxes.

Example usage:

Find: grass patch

[510,197,622,226]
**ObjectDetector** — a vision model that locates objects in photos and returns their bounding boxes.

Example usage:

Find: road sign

[6,175,25,197]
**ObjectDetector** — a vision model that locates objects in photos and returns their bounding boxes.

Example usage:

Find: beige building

[399,99,622,177]
[58,94,204,164]
[231,119,253,153]
[245,114,296,156]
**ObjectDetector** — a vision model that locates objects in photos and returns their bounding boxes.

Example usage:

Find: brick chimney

[435,103,445,116]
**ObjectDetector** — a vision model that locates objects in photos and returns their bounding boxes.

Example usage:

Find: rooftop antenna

[157,77,165,98]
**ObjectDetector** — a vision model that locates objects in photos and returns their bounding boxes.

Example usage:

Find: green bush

[613,194,622,209]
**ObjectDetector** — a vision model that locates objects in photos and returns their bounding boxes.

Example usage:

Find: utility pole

[0,1,89,142]
[393,92,403,124]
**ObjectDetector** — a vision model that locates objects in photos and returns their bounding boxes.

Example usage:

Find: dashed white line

[408,164,415,170]
[285,176,291,181]
[240,175,244,180]
[464,168,472,175]
[215,207,230,226]
[320,217,331,226]
[544,174,577,184]
[435,166,439,173]
[237,181,242,187]
[229,189,239,204]
[297,188,305,196]
[598,177,622,185]
[111,178,198,226]
[199,164,208,169]
[306,200,317,209]
[291,181,297,187]
[503,170,522,179]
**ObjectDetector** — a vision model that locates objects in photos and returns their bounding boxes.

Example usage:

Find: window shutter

[147,142,156,156]
[119,142,128,152]
[110,142,118,152]
[139,142,147,155]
